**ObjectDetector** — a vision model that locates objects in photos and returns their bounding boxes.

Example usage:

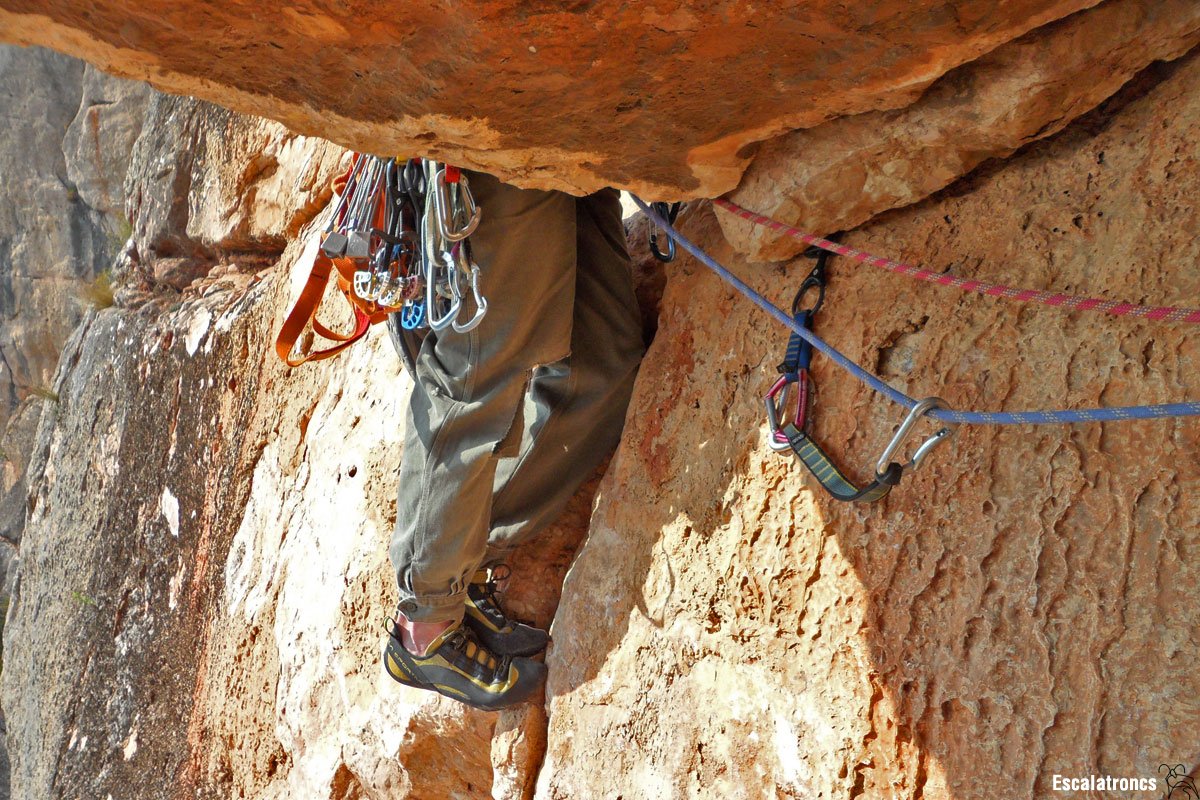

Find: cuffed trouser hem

[395,591,468,624]
[389,178,642,608]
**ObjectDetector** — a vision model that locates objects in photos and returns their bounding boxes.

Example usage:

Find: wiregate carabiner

[400,158,427,217]
[451,264,488,333]
[875,397,955,478]
[426,251,463,331]
[447,240,487,332]
[764,371,809,452]
[423,212,462,331]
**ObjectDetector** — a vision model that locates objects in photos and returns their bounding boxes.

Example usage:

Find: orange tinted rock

[542,52,1200,800]
[0,0,1099,197]
[5,7,1200,799]
[718,0,1200,261]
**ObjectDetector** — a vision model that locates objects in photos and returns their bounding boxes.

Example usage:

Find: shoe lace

[476,563,543,629]
[446,626,505,677]
[478,563,512,612]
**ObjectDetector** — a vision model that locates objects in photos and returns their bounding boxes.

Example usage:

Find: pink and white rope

[715,198,1200,324]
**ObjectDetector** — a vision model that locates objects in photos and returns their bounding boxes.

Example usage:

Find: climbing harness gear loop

[876,397,955,479]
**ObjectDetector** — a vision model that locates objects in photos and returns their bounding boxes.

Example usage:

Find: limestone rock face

[718,0,1200,261]
[0,0,1103,197]
[0,48,151,674]
[62,62,150,219]
[0,91,595,800]
[117,92,347,293]
[3,14,1200,800]
[0,47,148,432]
[541,52,1200,799]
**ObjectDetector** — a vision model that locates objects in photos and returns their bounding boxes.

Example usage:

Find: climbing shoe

[464,565,550,657]
[383,617,547,711]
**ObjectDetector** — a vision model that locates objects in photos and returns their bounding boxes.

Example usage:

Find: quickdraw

[648,202,681,262]
[636,194,1200,427]
[765,246,954,503]
[276,154,489,368]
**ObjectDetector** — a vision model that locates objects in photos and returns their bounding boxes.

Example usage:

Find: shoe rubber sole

[382,636,542,712]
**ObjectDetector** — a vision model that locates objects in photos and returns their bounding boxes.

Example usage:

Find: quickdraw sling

[764,247,954,503]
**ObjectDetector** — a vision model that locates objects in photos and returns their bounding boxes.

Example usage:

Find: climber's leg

[485,187,645,559]
[389,171,576,625]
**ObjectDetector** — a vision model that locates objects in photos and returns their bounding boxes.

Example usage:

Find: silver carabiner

[433,167,481,242]
[420,166,461,331]
[452,173,480,235]
[425,236,461,331]
[876,397,955,478]
[451,257,488,333]
[763,375,800,453]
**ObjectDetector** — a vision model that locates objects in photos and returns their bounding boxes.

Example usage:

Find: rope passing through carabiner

[633,196,1200,427]
[648,202,682,262]
[762,247,949,503]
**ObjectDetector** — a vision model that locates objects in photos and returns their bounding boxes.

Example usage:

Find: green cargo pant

[389,171,645,623]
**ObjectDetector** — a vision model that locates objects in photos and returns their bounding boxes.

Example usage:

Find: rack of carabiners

[275,153,487,368]
[322,153,488,335]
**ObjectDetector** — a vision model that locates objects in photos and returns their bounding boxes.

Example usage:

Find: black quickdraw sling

[648,202,682,262]
[764,247,955,503]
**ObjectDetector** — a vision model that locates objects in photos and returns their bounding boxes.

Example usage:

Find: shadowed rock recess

[1,7,1199,800]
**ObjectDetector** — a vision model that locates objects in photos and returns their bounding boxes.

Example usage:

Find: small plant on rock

[81,270,116,310]
[28,384,60,404]
[69,591,98,609]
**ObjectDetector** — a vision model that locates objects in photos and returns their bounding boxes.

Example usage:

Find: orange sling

[275,158,405,366]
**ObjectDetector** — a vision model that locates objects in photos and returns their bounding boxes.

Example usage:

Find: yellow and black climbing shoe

[464,565,549,657]
[383,617,547,711]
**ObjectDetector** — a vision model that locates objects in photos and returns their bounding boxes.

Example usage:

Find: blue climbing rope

[633,197,1200,426]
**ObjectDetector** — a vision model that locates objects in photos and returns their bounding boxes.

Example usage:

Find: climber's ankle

[396,615,456,656]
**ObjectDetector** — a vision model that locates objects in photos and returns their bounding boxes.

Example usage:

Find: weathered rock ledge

[719,0,1200,261]
[0,0,1108,198]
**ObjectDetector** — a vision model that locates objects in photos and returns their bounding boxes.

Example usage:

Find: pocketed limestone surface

[542,53,1200,800]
